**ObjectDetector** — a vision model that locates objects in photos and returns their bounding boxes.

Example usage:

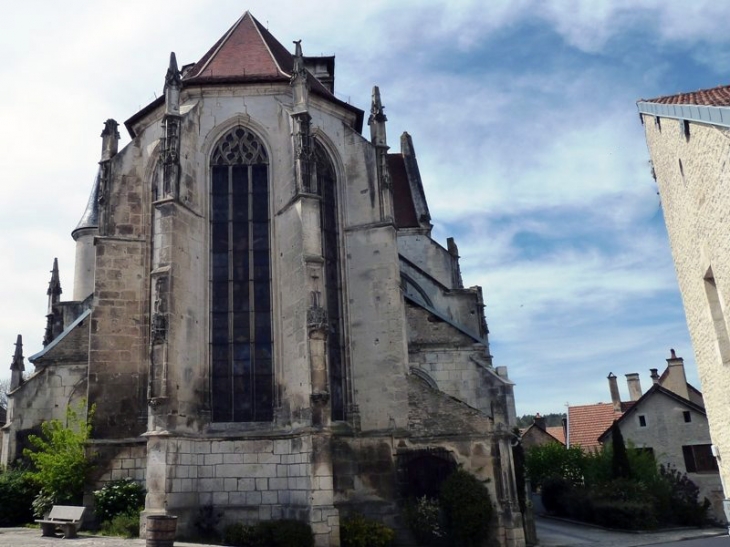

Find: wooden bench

[36,505,86,539]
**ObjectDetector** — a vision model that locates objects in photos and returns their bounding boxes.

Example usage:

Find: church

[1,12,524,546]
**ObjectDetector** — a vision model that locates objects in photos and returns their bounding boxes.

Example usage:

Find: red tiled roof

[546,426,565,445]
[567,402,631,451]
[186,12,292,83]
[644,84,730,107]
[126,11,366,138]
[388,154,419,229]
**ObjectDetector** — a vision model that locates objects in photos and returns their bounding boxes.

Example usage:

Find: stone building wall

[642,115,730,504]
[93,442,148,484]
[618,391,723,520]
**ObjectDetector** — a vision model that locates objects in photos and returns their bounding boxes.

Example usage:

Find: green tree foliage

[23,401,95,515]
[340,514,394,547]
[524,442,586,488]
[525,440,709,529]
[440,469,493,547]
[0,466,36,526]
[610,422,631,479]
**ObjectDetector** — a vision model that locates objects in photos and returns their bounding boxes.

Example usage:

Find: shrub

[560,487,594,522]
[403,496,445,545]
[657,464,709,526]
[440,469,493,547]
[0,467,36,526]
[24,401,94,515]
[32,490,56,519]
[100,511,140,538]
[223,522,258,546]
[591,500,657,530]
[93,478,146,524]
[195,504,222,540]
[341,514,395,547]
[525,443,587,488]
[540,476,571,516]
[257,519,314,547]
[223,519,314,547]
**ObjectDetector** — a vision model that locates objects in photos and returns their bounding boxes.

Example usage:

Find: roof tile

[645,84,730,107]
[567,402,630,451]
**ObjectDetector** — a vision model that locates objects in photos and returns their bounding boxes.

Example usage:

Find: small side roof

[637,83,730,128]
[643,84,730,107]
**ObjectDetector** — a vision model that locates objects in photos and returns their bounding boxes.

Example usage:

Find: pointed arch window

[314,141,346,420]
[210,126,273,422]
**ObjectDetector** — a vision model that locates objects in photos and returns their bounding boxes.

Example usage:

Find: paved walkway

[536,515,727,546]
[0,528,208,547]
[0,520,726,547]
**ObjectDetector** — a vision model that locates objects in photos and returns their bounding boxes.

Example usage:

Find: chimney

[608,372,622,412]
[650,368,659,384]
[534,413,546,430]
[626,373,642,401]
[664,348,689,400]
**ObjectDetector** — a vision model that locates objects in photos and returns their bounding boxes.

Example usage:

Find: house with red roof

[520,414,565,449]
[567,350,723,521]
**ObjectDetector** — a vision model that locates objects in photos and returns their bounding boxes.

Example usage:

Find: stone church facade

[2,12,524,546]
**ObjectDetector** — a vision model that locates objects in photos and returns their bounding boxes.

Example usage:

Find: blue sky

[2,1,728,415]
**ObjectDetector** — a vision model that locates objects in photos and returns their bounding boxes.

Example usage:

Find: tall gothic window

[315,141,345,420]
[210,127,273,422]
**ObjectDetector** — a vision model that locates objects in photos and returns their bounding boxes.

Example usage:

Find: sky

[2,0,729,416]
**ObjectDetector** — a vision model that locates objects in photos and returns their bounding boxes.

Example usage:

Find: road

[536,515,726,546]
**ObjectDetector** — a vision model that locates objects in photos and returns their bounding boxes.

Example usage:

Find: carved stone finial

[291,40,309,112]
[369,86,387,124]
[10,334,24,390]
[293,40,304,66]
[164,52,182,116]
[47,258,62,300]
[100,119,120,161]
[11,335,24,372]
[368,86,388,149]
[164,52,181,90]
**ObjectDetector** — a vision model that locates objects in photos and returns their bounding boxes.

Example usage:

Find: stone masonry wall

[93,442,148,484]
[643,115,730,504]
[144,433,337,542]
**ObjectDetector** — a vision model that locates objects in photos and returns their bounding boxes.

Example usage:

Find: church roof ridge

[125,11,365,138]
[185,11,293,84]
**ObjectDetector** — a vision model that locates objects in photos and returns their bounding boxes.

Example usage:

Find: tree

[610,421,631,479]
[0,376,9,411]
[23,401,95,515]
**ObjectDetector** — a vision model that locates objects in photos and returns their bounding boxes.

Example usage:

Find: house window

[683,411,692,423]
[683,444,719,473]
[638,415,647,427]
[210,126,273,422]
[315,141,346,421]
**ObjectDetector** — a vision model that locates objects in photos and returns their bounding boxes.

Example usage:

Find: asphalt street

[536,515,727,547]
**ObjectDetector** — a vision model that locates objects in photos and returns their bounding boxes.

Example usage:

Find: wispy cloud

[1,0,726,415]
